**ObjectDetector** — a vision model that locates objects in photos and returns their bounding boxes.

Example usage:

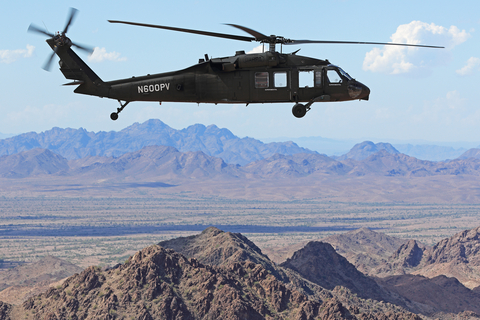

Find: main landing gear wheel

[292,103,307,118]
[110,100,131,121]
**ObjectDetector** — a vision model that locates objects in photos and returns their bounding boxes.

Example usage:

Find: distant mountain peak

[457,148,480,160]
[338,141,400,161]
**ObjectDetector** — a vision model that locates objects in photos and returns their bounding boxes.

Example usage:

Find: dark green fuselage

[49,38,369,119]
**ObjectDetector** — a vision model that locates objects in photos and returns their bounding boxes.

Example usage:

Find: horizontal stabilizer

[63,81,84,86]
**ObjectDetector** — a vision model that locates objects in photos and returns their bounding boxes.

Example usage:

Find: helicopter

[28,8,443,120]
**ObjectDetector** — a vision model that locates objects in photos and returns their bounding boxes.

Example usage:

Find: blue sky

[1,0,479,144]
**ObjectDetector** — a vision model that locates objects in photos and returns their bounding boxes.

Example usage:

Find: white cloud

[456,57,480,76]
[88,47,127,62]
[363,21,469,75]
[247,45,265,54]
[0,45,35,63]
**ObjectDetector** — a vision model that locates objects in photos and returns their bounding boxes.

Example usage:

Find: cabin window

[326,69,342,84]
[255,72,269,88]
[315,71,322,87]
[299,70,314,88]
[274,72,287,87]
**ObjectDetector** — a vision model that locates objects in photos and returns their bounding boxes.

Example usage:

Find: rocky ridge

[2,226,480,318]
[322,226,480,290]
[0,243,421,320]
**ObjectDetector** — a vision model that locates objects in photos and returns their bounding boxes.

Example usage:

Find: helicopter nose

[361,83,370,101]
[348,81,370,100]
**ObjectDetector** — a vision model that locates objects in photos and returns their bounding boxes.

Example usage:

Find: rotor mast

[265,36,279,53]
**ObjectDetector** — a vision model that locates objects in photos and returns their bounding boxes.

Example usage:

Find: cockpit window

[337,67,353,80]
[327,64,353,82]
[326,69,342,84]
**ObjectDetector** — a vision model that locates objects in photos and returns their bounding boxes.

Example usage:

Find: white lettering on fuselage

[138,83,170,94]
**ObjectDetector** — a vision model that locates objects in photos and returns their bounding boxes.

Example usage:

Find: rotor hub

[53,33,72,48]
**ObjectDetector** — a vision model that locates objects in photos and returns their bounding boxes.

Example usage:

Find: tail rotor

[28,7,94,71]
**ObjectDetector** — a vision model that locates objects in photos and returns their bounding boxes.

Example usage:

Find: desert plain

[1,173,478,268]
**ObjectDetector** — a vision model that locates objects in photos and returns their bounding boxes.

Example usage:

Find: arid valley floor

[1,192,478,269]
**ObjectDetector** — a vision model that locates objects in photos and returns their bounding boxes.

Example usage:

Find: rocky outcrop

[159,226,276,275]
[413,226,480,289]
[373,240,426,277]
[424,227,480,266]
[159,226,268,266]
[280,241,389,301]
[393,240,425,268]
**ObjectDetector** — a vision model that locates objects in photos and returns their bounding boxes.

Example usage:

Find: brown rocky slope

[2,226,480,318]
[321,226,480,290]
[414,226,480,289]
[0,244,421,320]
[159,228,432,316]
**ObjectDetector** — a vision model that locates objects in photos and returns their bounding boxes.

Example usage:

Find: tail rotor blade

[72,42,94,54]
[42,50,57,71]
[63,7,78,34]
[28,23,54,38]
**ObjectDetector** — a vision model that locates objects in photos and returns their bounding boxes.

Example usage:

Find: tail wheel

[292,103,307,118]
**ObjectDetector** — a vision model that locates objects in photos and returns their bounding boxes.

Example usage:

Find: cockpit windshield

[338,67,353,80]
[328,64,353,81]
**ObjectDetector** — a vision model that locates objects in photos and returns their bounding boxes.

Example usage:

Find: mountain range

[2,144,480,181]
[2,225,480,319]
[0,119,316,166]
[3,138,480,202]
[261,136,476,161]
[1,120,480,166]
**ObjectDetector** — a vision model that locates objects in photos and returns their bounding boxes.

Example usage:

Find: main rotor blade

[225,24,269,42]
[285,39,444,48]
[28,24,54,38]
[108,20,256,43]
[63,7,78,34]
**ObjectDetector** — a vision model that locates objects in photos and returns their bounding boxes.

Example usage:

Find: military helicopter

[28,8,443,120]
